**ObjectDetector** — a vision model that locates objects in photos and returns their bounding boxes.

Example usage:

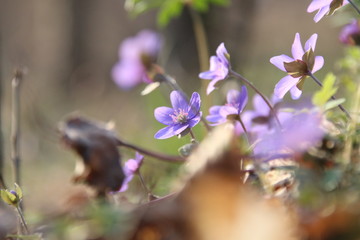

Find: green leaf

[14,183,23,200]
[192,0,209,12]
[157,0,184,27]
[324,98,346,111]
[0,190,17,206]
[312,73,338,107]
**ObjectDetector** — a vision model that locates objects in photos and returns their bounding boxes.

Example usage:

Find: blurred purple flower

[112,30,162,90]
[339,19,360,45]
[244,94,292,135]
[119,152,144,192]
[199,43,230,95]
[154,91,201,139]
[206,86,249,135]
[254,111,325,155]
[307,0,349,22]
[270,33,324,100]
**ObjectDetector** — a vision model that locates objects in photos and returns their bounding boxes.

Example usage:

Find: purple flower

[119,152,144,192]
[154,91,201,139]
[206,86,248,134]
[199,43,230,95]
[254,111,325,155]
[112,30,162,90]
[244,94,291,135]
[307,0,349,23]
[339,19,360,45]
[270,33,324,100]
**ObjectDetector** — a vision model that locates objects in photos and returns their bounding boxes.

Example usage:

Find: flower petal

[206,106,224,124]
[290,86,302,100]
[199,56,219,79]
[154,126,176,139]
[170,91,188,111]
[253,94,270,116]
[314,5,330,22]
[173,124,190,136]
[305,34,318,52]
[188,92,201,119]
[154,107,174,125]
[111,61,144,90]
[188,116,201,128]
[238,86,248,113]
[118,175,134,192]
[270,55,294,72]
[312,56,324,73]
[135,152,144,164]
[226,89,240,105]
[307,0,332,12]
[292,33,305,60]
[154,125,189,139]
[220,106,238,116]
[274,75,300,99]
[216,42,229,65]
[206,78,221,95]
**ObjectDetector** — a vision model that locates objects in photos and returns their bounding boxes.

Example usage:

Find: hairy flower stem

[189,129,196,141]
[138,171,156,201]
[159,73,211,131]
[16,206,29,235]
[230,70,282,128]
[238,117,250,145]
[308,73,351,119]
[348,0,360,15]
[116,139,185,163]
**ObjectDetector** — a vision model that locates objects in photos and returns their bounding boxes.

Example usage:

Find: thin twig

[116,138,185,163]
[348,0,360,15]
[308,72,351,119]
[11,70,23,205]
[230,70,282,128]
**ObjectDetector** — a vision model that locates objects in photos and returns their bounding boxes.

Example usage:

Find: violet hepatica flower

[254,111,325,156]
[119,152,144,192]
[339,19,360,45]
[206,86,248,134]
[244,94,292,135]
[112,30,161,90]
[199,43,230,95]
[154,91,201,139]
[307,0,349,23]
[270,33,324,100]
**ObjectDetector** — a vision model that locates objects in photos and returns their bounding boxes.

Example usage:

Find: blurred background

[0,0,353,216]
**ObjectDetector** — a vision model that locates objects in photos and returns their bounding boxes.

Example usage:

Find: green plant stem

[116,138,185,163]
[11,70,22,189]
[238,116,250,145]
[230,70,282,128]
[16,206,29,235]
[189,129,196,141]
[137,171,157,201]
[308,72,351,119]
[348,0,360,15]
